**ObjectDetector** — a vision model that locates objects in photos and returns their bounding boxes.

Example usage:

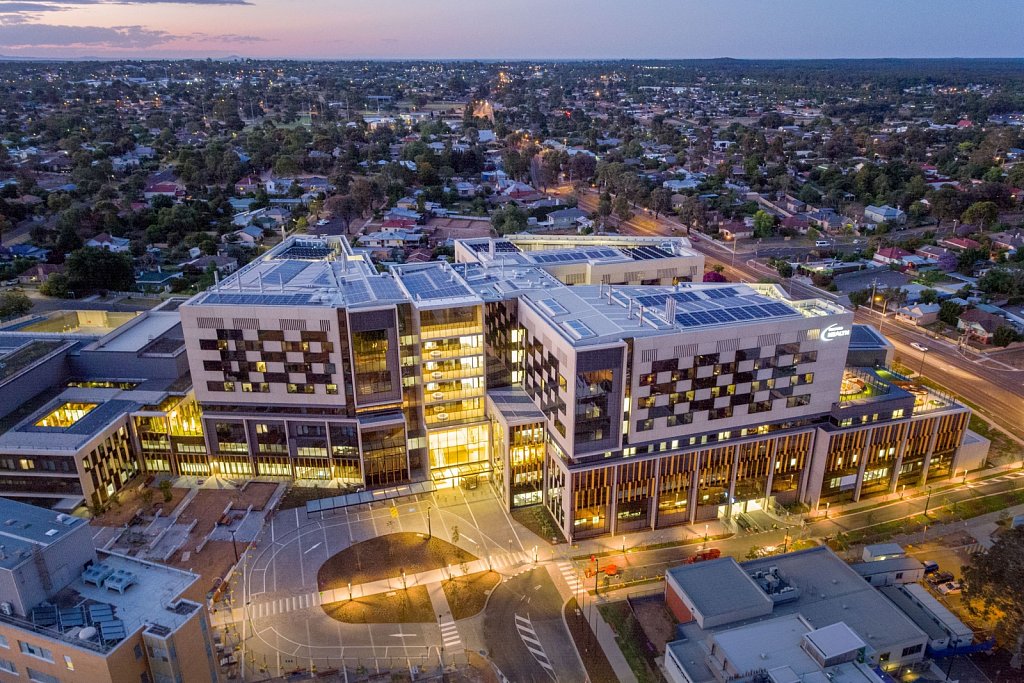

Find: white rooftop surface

[742,548,928,653]
[805,621,866,659]
[70,553,199,639]
[517,282,843,346]
[672,614,883,683]
[93,311,180,352]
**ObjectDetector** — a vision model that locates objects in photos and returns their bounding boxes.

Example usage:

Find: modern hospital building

[0,234,988,540]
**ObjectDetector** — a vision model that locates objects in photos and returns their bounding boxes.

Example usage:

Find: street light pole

[924,487,933,517]
[230,528,239,563]
[426,505,432,540]
[919,348,928,377]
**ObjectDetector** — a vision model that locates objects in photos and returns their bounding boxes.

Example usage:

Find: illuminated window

[34,403,98,428]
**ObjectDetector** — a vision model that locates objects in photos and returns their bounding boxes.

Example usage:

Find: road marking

[438,617,463,651]
[515,612,554,676]
[304,542,322,554]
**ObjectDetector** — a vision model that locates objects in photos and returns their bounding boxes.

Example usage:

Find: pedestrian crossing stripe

[515,613,554,674]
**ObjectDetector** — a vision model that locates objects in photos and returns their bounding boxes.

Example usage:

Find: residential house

[234,175,262,195]
[226,225,266,245]
[719,221,753,240]
[134,269,183,293]
[938,236,981,252]
[957,308,1009,344]
[990,231,1024,255]
[864,204,907,225]
[454,181,479,198]
[143,181,183,201]
[544,207,591,231]
[17,263,63,285]
[873,247,912,267]
[86,233,131,253]
[915,245,949,263]
[185,254,238,276]
[357,229,425,249]
[895,303,940,326]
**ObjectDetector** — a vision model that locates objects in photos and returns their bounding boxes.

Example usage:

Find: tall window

[352,329,392,396]
[575,369,614,445]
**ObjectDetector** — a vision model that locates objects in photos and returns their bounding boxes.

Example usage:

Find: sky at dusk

[0,0,1020,60]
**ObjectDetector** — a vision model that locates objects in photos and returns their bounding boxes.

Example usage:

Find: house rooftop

[666,557,773,618]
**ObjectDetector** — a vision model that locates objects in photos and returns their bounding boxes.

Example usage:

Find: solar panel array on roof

[563,319,595,340]
[530,247,621,264]
[468,240,520,253]
[269,259,312,285]
[203,293,314,306]
[674,302,799,328]
[279,245,333,260]
[537,298,568,316]
[623,245,675,260]
[634,291,703,308]
[402,269,473,301]
[704,287,740,300]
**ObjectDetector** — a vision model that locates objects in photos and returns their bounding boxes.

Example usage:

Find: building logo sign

[822,324,851,341]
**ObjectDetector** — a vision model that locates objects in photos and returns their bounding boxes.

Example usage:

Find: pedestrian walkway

[426,582,464,656]
[514,613,555,677]
[213,549,532,627]
[556,561,583,594]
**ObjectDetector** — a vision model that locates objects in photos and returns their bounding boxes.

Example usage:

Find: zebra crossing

[247,591,321,619]
[557,561,583,594]
[989,471,1024,483]
[515,613,554,678]
[438,617,463,654]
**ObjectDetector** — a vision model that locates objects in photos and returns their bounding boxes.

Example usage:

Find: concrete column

[918,417,942,487]
[763,441,778,509]
[726,444,740,518]
[852,435,872,502]
[888,423,911,494]
[609,464,620,536]
[651,456,662,530]
[688,453,701,525]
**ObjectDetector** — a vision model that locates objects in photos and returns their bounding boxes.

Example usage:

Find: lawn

[564,598,617,683]
[441,570,501,620]
[599,601,664,683]
[321,586,434,624]
[317,533,477,589]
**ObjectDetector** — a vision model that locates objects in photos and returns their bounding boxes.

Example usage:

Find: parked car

[922,560,939,575]
[937,581,962,595]
[815,240,831,248]
[928,571,955,586]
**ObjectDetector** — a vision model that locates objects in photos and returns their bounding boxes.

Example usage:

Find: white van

[814,240,831,248]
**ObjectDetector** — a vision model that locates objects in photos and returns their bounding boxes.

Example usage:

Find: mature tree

[961,201,999,230]
[775,261,794,279]
[938,300,964,326]
[324,194,360,233]
[848,289,870,309]
[937,251,959,272]
[919,289,940,305]
[957,247,988,275]
[703,270,727,283]
[963,527,1024,668]
[994,325,1023,348]
[39,273,70,298]
[490,205,527,235]
[569,154,597,187]
[613,195,631,222]
[649,188,672,219]
[676,196,706,234]
[65,248,134,292]
[752,210,776,238]
[0,291,30,319]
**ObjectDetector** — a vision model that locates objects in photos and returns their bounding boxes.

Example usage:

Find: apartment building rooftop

[516,282,844,346]
[458,235,697,268]
[4,552,200,655]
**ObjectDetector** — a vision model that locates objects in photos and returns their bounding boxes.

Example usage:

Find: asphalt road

[483,568,583,683]
[571,188,1024,440]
